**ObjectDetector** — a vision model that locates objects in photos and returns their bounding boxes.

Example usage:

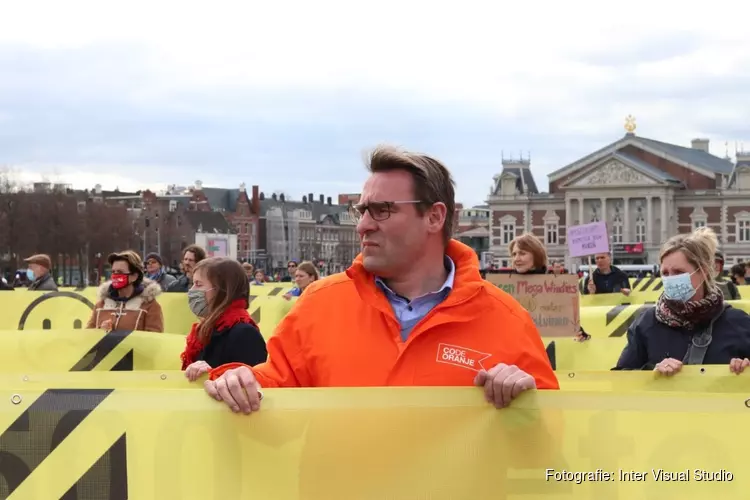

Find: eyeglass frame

[348,200,425,222]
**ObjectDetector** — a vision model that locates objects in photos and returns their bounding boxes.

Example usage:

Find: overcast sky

[1,0,749,206]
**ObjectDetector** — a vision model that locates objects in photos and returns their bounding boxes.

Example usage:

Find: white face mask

[662,269,701,302]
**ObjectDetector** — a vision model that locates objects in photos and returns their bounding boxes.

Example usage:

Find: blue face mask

[662,271,698,302]
[26,269,35,281]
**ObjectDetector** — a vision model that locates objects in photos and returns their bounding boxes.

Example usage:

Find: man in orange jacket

[205,145,559,413]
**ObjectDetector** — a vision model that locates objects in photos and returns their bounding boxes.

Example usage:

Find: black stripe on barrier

[641,277,656,290]
[70,330,134,371]
[545,341,556,370]
[654,281,663,291]
[631,277,643,290]
[268,287,283,297]
[251,308,261,324]
[61,432,128,500]
[17,291,96,330]
[0,389,113,497]
[605,305,629,325]
[111,350,134,371]
[609,304,654,337]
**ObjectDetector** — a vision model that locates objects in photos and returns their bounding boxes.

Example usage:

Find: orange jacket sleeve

[209,297,315,387]
[516,312,560,390]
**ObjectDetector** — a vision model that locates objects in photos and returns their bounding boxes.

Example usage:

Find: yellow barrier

[580,291,662,307]
[578,276,664,292]
[0,287,295,336]
[0,330,608,375]
[556,366,750,392]
[5,285,748,339]
[545,337,623,371]
[55,284,294,296]
[0,329,185,372]
[0,328,618,374]
[0,330,744,390]
[0,386,746,498]
[579,283,750,306]
[3,366,747,392]
[0,329,619,374]
[578,301,750,338]
[0,290,709,339]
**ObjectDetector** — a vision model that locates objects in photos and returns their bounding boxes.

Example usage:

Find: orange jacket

[210,240,559,390]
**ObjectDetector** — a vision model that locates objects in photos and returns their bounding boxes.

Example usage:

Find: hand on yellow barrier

[473,363,536,409]
[654,358,682,376]
[185,360,211,381]
[729,357,750,374]
[205,365,263,414]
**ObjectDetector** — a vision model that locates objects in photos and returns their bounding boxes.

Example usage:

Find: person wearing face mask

[182,257,267,381]
[614,227,750,374]
[85,250,164,332]
[283,261,319,300]
[23,254,58,291]
[508,234,548,275]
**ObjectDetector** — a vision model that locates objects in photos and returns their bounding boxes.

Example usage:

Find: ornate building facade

[488,119,750,269]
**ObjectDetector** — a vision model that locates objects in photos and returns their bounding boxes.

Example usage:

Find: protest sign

[567,221,609,257]
[486,274,580,336]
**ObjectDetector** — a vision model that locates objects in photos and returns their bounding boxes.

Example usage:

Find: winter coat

[86,279,165,332]
[28,273,58,291]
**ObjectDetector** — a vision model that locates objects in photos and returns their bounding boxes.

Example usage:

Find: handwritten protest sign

[486,274,579,337]
[567,221,609,258]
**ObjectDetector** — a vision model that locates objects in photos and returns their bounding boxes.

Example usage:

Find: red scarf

[180,299,256,370]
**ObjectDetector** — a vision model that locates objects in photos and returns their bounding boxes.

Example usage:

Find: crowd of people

[4,145,750,414]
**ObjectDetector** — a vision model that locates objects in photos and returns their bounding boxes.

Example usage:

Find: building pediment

[562,157,661,188]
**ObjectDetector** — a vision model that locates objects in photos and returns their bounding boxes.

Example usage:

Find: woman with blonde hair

[283,261,319,300]
[615,227,750,374]
[182,257,268,381]
[508,233,548,274]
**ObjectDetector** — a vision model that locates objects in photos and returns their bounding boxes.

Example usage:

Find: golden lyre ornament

[624,115,637,134]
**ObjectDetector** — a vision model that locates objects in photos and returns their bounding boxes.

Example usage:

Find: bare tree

[0,176,139,283]
[0,168,19,273]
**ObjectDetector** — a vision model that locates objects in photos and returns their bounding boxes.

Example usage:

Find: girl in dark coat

[182,257,268,381]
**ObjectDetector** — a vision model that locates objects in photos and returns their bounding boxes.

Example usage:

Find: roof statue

[624,115,637,134]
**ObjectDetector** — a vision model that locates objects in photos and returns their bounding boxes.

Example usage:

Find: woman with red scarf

[182,258,267,381]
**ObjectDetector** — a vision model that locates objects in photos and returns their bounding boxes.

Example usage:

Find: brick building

[199,182,260,262]
[488,120,750,269]
[258,192,359,274]
[101,185,209,268]
[453,204,490,260]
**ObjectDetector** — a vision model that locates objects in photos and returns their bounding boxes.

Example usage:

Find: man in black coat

[582,252,631,296]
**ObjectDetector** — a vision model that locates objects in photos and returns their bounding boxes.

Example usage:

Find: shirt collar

[375,256,455,299]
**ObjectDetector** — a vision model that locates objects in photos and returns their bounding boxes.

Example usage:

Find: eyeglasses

[349,200,423,222]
